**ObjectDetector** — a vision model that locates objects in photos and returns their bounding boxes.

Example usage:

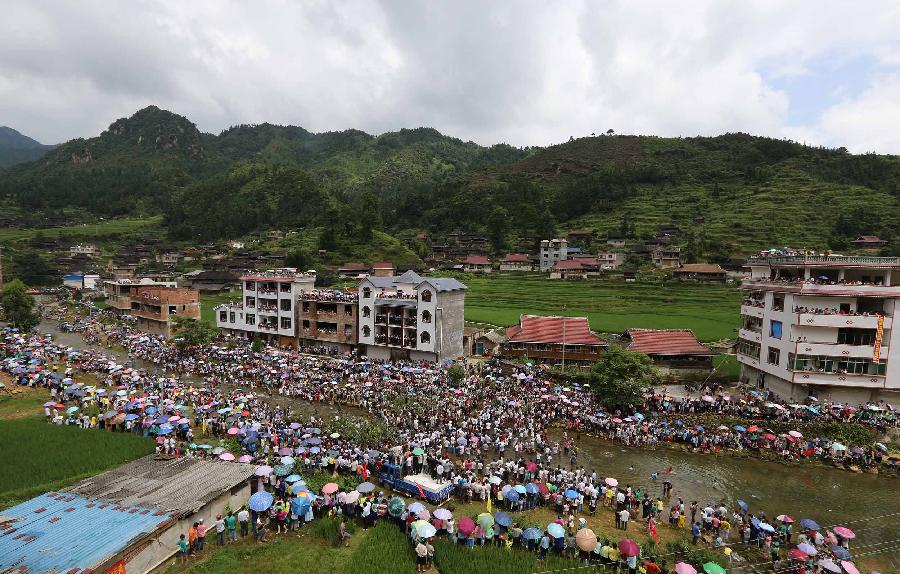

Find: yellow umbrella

[576,528,598,551]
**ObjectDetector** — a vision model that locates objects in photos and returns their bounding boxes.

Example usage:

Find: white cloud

[0,0,899,152]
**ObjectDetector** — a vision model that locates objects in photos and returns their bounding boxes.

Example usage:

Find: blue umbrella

[125,414,139,421]
[505,490,520,502]
[525,483,539,495]
[523,527,542,540]
[285,474,302,483]
[514,484,527,494]
[249,491,274,512]
[66,406,79,414]
[291,498,311,517]
[800,518,821,531]
[547,523,565,538]
[734,425,747,432]
[674,420,684,427]
[737,500,749,511]
[831,546,851,560]
[357,482,375,494]
[564,489,579,500]
[494,511,513,527]
[695,425,705,432]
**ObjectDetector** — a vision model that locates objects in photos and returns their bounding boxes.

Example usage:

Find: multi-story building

[501,315,606,367]
[129,286,200,337]
[540,239,568,271]
[215,269,316,347]
[357,271,466,361]
[69,244,99,258]
[102,278,177,315]
[737,254,900,405]
[651,246,681,269]
[298,289,359,353]
[499,253,533,272]
[596,252,625,270]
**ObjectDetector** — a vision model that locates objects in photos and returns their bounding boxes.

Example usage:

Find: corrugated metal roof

[0,491,172,574]
[65,456,255,515]
[506,315,606,345]
[625,328,714,356]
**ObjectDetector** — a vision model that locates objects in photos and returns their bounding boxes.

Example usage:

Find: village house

[851,235,888,250]
[606,231,626,247]
[298,288,359,353]
[596,252,625,269]
[371,261,396,277]
[463,255,493,273]
[550,259,588,279]
[129,285,200,337]
[155,250,183,267]
[472,329,506,356]
[180,269,241,293]
[499,253,534,272]
[651,245,682,269]
[502,315,607,367]
[567,229,595,243]
[540,238,569,271]
[102,277,178,315]
[337,262,370,278]
[623,328,715,377]
[69,243,99,258]
[673,263,728,283]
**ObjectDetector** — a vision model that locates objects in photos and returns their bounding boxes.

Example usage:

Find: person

[426,539,435,567]
[197,519,206,551]
[415,540,428,572]
[256,514,267,542]
[540,534,550,561]
[215,514,226,545]
[619,508,630,531]
[188,522,198,555]
[238,506,250,537]
[226,511,237,542]
[339,518,351,547]
[692,521,701,545]
[177,533,188,563]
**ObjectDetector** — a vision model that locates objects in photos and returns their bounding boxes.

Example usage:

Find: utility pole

[0,245,4,290]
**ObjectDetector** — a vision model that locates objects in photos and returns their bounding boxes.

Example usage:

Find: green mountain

[0,126,55,169]
[1,106,899,262]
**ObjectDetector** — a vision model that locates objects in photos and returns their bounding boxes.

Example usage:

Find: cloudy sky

[2,0,900,153]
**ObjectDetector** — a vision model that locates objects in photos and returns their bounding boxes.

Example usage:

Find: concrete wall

[437,290,466,360]
[125,482,251,574]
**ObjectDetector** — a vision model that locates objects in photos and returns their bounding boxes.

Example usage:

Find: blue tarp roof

[0,491,174,573]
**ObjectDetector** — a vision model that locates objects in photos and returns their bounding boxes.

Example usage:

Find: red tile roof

[502,253,531,263]
[506,315,606,345]
[464,256,491,265]
[625,329,713,356]
[553,260,584,270]
[371,261,395,269]
[338,262,369,271]
[674,263,725,274]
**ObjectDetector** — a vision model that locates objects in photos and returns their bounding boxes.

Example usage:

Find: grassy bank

[0,216,163,244]
[462,274,741,342]
[200,292,242,326]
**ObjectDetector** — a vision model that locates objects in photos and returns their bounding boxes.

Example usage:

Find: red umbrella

[833,526,855,539]
[457,516,476,536]
[746,425,760,433]
[764,433,777,440]
[788,549,809,561]
[618,539,640,557]
[526,461,537,472]
[537,483,550,495]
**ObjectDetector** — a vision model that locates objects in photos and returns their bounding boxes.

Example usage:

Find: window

[363,306,371,318]
[229,312,235,323]
[772,294,784,312]
[422,310,432,323]
[769,320,782,339]
[245,296,255,308]
[363,325,371,337]
[169,305,177,315]
[219,311,227,322]
[280,299,291,312]
[791,354,886,375]
[245,281,255,291]
[280,317,292,329]
[345,305,353,316]
[837,328,876,346]
[302,320,310,329]
[736,338,761,359]
[420,331,431,344]
[767,347,781,366]
[344,325,353,337]
[362,287,372,298]
[246,314,256,325]
[421,290,432,302]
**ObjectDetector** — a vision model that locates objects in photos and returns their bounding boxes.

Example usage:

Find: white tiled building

[215,269,315,347]
[539,239,568,271]
[737,254,900,406]
[357,271,466,362]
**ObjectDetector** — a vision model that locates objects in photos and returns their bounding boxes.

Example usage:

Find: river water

[39,321,900,562]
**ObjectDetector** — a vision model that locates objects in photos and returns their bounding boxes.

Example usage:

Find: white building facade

[737,255,900,406]
[215,269,315,347]
[539,239,568,271]
[356,271,466,362]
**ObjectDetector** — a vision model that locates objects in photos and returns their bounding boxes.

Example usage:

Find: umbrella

[523,527,542,541]
[285,474,302,483]
[477,513,494,528]
[408,502,426,515]
[505,490,520,503]
[414,521,437,539]
[488,476,502,485]
[675,563,698,574]
[290,482,308,495]
[321,482,339,494]
[417,507,431,521]
[273,464,292,476]
[248,491,274,512]
[797,543,817,556]
[547,522,565,538]
[833,527,855,539]
[227,427,240,435]
[777,514,794,523]
[212,447,226,455]
[238,455,253,463]
[818,559,841,574]
[280,456,296,467]
[737,500,749,512]
[789,430,803,438]
[219,453,235,461]
[733,425,746,432]
[344,491,360,504]
[388,497,405,517]
[576,528,598,551]
[494,511,512,527]
[800,518,821,531]
[832,547,851,561]
[514,484,527,494]
[434,508,452,521]
[255,465,273,476]
[66,406,79,414]
[605,477,618,487]
[703,563,726,574]
[564,489,579,500]
[525,483,539,495]
[840,561,859,574]
[412,447,425,456]
[789,549,810,561]
[357,482,375,494]
[457,517,476,536]
[618,539,641,557]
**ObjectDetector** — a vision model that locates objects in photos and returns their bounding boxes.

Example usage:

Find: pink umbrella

[238,455,253,463]
[434,508,452,520]
[618,539,640,557]
[457,516,476,536]
[788,430,803,438]
[417,508,431,520]
[612,417,623,423]
[255,465,273,476]
[278,447,292,456]
[219,452,235,461]
[322,482,339,494]
[605,477,618,487]
[840,561,859,574]
[675,563,697,574]
[833,526,855,539]
[227,427,239,435]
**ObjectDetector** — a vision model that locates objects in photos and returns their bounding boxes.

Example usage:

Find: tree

[447,364,465,385]
[589,345,659,409]
[0,279,39,332]
[170,316,218,349]
[286,248,311,270]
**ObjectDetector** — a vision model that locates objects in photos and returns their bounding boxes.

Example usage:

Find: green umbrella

[412,447,425,456]
[388,497,405,517]
[477,512,495,528]
[274,464,292,476]
[703,562,726,574]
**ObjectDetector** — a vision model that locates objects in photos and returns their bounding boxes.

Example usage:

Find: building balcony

[792,370,885,388]
[742,279,900,297]
[740,304,764,319]
[738,328,762,343]
[793,341,887,359]
[388,316,403,326]
[795,313,891,330]
[375,315,387,325]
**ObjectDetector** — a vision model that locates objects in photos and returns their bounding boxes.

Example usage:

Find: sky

[2,0,900,153]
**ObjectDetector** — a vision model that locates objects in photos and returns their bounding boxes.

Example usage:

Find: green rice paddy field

[462,275,742,342]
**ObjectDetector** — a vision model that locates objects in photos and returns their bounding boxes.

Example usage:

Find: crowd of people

[0,301,895,573]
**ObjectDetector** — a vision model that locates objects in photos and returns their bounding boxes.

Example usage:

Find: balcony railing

[388,316,403,326]
[375,315,387,325]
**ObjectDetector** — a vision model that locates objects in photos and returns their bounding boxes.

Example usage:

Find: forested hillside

[0,127,55,169]
[1,106,899,260]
